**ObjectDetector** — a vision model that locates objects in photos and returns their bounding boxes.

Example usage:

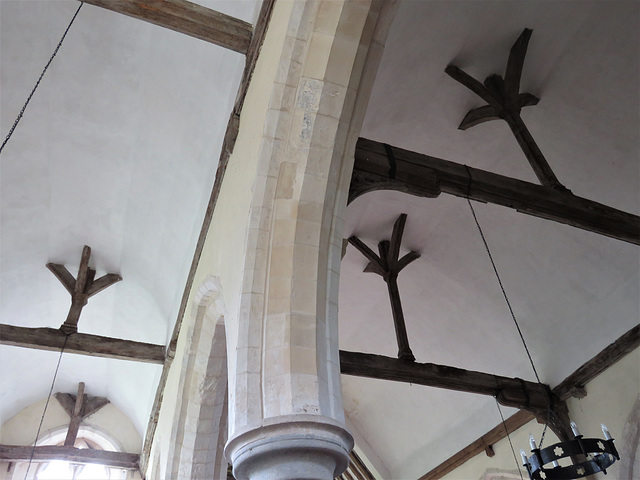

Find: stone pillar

[226,417,353,480]
[223,0,392,479]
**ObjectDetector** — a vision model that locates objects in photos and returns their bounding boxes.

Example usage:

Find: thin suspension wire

[467,198,542,384]
[24,335,69,480]
[0,2,84,156]
[539,422,549,448]
[495,399,525,480]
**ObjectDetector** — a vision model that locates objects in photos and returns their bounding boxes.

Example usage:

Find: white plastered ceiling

[0,0,259,437]
[340,1,638,478]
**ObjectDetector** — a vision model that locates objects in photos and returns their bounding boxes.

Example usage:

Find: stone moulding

[225,415,354,480]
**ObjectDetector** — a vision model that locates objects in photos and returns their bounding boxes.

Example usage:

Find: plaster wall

[1,399,141,453]
[0,398,142,480]
[440,348,639,480]
[143,0,293,475]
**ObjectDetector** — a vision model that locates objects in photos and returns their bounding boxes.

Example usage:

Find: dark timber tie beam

[81,0,253,55]
[348,214,420,362]
[47,245,122,334]
[445,29,567,191]
[339,349,558,412]
[351,138,640,245]
[0,445,139,470]
[0,324,165,363]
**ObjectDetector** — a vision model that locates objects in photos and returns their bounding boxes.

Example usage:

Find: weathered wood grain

[82,0,252,54]
[48,245,122,334]
[339,350,553,411]
[554,323,639,401]
[64,382,85,446]
[0,444,139,469]
[352,138,640,245]
[55,392,109,419]
[348,214,420,362]
[0,324,165,364]
[46,263,76,295]
[445,29,566,189]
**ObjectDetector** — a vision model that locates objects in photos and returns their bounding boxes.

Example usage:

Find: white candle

[529,434,537,450]
[520,449,528,465]
[570,421,581,437]
[601,424,612,440]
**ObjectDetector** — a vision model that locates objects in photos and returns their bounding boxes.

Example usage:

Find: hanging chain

[24,334,70,480]
[539,422,549,448]
[467,197,557,452]
[467,198,542,383]
[0,2,84,156]
[495,399,525,480]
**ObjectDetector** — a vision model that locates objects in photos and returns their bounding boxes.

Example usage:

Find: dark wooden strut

[64,382,86,446]
[81,0,253,55]
[351,138,640,245]
[445,29,567,191]
[47,245,122,334]
[418,323,640,479]
[348,214,420,362]
[0,445,139,470]
[0,324,166,363]
[55,389,109,423]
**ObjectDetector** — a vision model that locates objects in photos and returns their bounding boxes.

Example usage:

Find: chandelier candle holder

[521,423,619,480]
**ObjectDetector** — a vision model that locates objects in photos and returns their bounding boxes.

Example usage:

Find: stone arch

[226,1,400,478]
[167,275,228,480]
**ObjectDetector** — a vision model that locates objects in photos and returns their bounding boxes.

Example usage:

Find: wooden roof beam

[81,0,253,55]
[0,445,139,470]
[0,324,165,364]
[417,323,639,479]
[352,138,640,245]
[339,350,554,411]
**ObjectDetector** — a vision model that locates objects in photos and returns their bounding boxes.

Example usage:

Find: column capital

[226,415,353,480]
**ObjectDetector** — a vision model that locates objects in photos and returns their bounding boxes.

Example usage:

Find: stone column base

[225,415,354,480]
